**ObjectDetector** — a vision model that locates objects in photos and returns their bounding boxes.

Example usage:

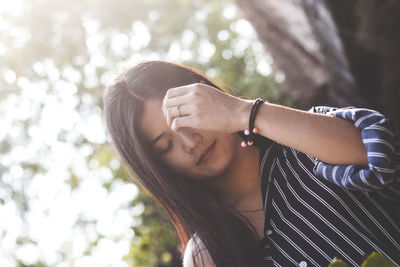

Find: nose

[176,127,203,153]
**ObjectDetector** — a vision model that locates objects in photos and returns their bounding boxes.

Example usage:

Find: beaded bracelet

[241,98,265,147]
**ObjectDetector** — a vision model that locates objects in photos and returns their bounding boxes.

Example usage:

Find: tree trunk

[235,0,400,130]
[326,0,400,130]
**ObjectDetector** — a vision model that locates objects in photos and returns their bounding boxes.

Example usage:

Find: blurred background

[1,0,399,266]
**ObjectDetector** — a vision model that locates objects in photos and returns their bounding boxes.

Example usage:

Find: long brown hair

[102,60,265,266]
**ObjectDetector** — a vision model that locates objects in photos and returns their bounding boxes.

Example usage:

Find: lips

[197,140,216,165]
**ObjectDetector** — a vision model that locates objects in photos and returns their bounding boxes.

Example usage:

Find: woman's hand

[161,82,251,133]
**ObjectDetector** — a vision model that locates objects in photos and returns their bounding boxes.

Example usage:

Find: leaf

[328,257,350,267]
[361,252,395,267]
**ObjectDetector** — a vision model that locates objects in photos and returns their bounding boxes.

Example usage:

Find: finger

[165,85,192,99]
[162,88,189,115]
[165,106,178,127]
[165,104,188,127]
[171,115,194,131]
[163,94,187,111]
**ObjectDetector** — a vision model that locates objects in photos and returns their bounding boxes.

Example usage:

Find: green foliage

[361,252,396,267]
[128,190,180,267]
[328,252,396,267]
[17,261,48,267]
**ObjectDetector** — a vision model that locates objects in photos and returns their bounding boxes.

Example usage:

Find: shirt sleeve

[308,105,400,191]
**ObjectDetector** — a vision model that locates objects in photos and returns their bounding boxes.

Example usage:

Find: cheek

[160,152,190,173]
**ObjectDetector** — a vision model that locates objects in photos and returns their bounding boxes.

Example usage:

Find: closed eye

[161,140,172,154]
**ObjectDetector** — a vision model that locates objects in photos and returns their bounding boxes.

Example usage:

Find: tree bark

[234,0,400,130]
[326,0,400,130]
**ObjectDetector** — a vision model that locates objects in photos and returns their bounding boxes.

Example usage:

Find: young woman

[102,60,400,267]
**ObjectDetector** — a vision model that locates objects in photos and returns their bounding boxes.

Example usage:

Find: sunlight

[0,0,25,16]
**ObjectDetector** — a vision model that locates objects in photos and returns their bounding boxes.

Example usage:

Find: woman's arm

[162,83,394,169]
[240,101,369,166]
[161,83,397,191]
[240,102,399,191]
[307,105,399,191]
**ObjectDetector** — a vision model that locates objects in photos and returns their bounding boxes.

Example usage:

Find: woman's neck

[207,135,262,210]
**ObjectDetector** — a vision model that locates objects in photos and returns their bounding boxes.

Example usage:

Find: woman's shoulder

[183,233,216,267]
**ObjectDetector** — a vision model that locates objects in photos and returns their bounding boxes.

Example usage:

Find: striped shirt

[258,106,400,266]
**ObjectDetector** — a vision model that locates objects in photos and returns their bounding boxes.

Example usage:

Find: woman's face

[139,97,240,180]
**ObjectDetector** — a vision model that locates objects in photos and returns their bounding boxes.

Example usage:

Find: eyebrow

[149,132,165,148]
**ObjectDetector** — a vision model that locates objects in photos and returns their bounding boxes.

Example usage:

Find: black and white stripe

[258,106,400,266]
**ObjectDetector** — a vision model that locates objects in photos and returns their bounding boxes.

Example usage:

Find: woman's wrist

[239,98,265,147]
[237,99,254,132]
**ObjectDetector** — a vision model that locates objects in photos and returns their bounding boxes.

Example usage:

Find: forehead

[138,98,167,144]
